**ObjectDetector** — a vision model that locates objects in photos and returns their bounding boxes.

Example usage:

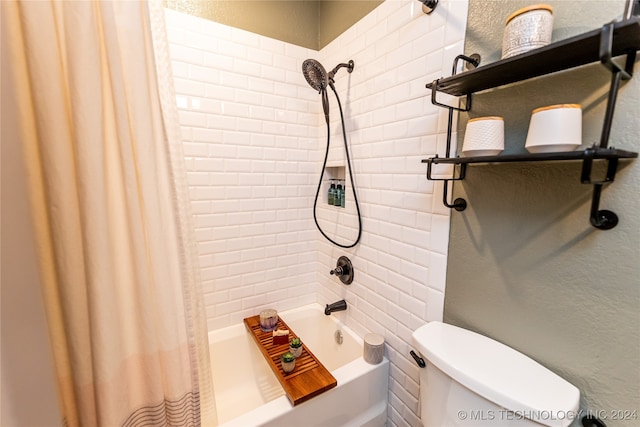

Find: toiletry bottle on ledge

[328,180,336,206]
[335,182,343,207]
[340,180,345,207]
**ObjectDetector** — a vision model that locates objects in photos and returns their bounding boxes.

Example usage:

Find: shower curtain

[1,1,216,425]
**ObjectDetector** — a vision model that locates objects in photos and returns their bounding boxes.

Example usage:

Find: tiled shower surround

[165,1,468,425]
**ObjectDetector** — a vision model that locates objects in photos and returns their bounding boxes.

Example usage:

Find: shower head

[302,59,328,93]
[302,59,355,124]
[302,58,331,123]
[302,59,355,92]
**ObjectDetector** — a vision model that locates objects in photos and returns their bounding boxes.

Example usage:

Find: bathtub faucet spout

[325,300,347,315]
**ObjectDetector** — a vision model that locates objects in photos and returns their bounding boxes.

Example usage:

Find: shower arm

[328,60,355,82]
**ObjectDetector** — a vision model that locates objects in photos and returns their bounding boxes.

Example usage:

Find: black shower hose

[312,84,362,248]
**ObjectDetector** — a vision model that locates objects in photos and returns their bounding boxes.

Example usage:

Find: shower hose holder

[419,0,438,14]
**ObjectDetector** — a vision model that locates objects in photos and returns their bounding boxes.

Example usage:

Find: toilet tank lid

[412,322,580,427]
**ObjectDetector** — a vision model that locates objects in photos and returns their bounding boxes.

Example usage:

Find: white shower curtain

[1,1,216,425]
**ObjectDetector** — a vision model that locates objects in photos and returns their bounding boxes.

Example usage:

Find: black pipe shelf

[422,148,638,165]
[426,17,640,96]
[423,17,640,230]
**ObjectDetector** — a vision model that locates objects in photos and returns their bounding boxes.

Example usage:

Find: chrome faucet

[325,299,347,315]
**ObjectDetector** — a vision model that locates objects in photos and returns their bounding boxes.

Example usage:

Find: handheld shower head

[302,58,355,90]
[302,59,330,123]
[302,59,328,93]
[302,59,355,124]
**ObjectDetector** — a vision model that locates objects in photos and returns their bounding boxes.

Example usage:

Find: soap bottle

[328,180,336,206]
[340,180,345,207]
[335,182,343,207]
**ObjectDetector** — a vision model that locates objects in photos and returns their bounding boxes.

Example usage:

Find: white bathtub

[209,303,389,427]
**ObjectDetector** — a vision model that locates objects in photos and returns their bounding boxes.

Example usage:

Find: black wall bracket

[418,0,438,15]
[428,54,478,212]
[588,21,637,229]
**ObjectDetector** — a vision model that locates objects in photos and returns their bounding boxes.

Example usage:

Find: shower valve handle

[330,266,345,276]
[329,256,354,285]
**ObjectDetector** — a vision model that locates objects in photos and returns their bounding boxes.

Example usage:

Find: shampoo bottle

[328,180,336,206]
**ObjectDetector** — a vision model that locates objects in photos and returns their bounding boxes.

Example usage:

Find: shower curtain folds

[1,1,216,425]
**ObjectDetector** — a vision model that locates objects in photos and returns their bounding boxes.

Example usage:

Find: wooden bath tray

[243,315,337,406]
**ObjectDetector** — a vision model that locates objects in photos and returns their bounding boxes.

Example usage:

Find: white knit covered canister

[502,4,554,59]
[363,333,385,364]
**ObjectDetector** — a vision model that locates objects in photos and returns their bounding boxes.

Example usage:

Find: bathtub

[209,303,389,427]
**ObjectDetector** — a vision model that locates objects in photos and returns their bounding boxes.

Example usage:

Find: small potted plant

[289,337,303,358]
[281,351,296,373]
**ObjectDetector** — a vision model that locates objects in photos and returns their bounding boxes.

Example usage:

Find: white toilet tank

[412,322,580,427]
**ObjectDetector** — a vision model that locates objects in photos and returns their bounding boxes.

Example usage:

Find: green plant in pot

[289,337,303,358]
[281,351,296,373]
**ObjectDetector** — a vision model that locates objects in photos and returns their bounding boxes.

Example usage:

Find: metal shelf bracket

[427,54,479,212]
[584,22,638,229]
[581,145,622,230]
[425,158,467,211]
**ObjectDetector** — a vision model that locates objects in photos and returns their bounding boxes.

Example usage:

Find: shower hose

[312,84,362,248]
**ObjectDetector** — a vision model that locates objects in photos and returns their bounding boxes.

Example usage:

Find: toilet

[412,322,580,427]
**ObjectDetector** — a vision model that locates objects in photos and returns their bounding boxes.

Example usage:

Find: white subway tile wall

[166,8,321,330]
[165,0,468,425]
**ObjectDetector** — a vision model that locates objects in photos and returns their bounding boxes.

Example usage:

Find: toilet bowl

[412,322,580,427]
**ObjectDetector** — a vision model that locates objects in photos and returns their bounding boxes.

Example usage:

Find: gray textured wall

[444,0,639,423]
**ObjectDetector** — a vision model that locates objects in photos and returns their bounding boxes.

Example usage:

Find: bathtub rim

[206,303,366,357]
